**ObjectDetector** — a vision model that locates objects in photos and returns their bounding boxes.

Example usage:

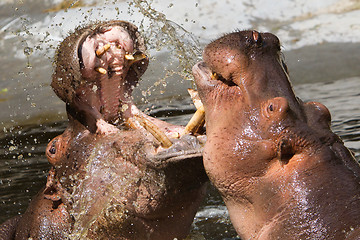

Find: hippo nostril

[269,104,274,112]
[279,139,295,164]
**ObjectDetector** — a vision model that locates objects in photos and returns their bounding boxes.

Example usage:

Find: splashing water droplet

[23,47,33,56]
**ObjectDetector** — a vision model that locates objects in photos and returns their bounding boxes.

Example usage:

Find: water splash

[131,0,202,82]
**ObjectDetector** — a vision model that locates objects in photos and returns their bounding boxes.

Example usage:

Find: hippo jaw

[43,117,207,240]
[192,30,335,180]
[192,30,315,165]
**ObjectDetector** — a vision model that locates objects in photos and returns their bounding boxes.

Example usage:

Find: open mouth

[83,33,205,149]
[74,23,208,149]
[193,61,235,87]
[210,71,237,87]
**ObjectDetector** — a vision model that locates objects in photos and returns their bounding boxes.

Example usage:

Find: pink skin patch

[79,26,135,133]
[95,118,119,135]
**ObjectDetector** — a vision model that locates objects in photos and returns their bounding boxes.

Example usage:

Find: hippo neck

[231,145,360,239]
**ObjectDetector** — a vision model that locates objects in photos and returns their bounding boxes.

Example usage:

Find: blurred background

[1,0,359,239]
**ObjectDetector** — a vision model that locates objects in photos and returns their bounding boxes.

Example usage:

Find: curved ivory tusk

[134,115,173,148]
[183,89,205,135]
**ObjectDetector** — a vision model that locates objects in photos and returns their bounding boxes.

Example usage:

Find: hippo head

[193,31,310,183]
[193,31,360,239]
[52,20,149,133]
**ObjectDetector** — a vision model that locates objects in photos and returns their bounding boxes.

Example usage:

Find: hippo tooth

[95,67,107,74]
[211,72,219,80]
[125,54,135,60]
[134,115,173,148]
[95,43,111,57]
[184,105,205,135]
[187,88,203,109]
[133,52,147,61]
[125,117,142,129]
[125,54,135,61]
[183,89,205,135]
[126,52,147,66]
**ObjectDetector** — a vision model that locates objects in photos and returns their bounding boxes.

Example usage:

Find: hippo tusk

[95,67,107,74]
[126,52,147,66]
[124,54,135,60]
[183,89,205,135]
[124,117,142,129]
[134,115,173,148]
[187,88,203,109]
[184,106,205,135]
[96,43,111,57]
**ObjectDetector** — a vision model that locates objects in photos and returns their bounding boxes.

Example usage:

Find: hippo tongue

[96,69,127,122]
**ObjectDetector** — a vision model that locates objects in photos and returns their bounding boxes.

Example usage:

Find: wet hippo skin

[0,21,208,240]
[192,30,360,239]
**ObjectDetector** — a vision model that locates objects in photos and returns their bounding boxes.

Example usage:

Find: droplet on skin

[121,104,129,112]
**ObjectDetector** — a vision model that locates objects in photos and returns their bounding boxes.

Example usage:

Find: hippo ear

[304,101,331,130]
[262,97,289,120]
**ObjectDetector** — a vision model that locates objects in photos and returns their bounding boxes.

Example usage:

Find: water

[1,0,360,239]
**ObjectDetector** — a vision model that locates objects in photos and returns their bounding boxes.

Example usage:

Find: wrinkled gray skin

[193,30,360,239]
[0,21,208,240]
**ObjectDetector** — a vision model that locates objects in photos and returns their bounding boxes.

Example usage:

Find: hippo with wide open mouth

[0,20,208,240]
[192,30,360,239]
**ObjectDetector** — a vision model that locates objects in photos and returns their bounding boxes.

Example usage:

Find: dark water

[1,77,359,239]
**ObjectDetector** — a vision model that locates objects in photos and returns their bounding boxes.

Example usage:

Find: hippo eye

[48,141,57,155]
[269,104,274,111]
[49,146,56,155]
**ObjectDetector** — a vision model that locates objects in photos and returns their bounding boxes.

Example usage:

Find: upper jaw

[192,62,219,88]
[193,61,238,90]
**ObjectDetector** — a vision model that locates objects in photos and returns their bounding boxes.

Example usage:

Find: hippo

[0,20,208,240]
[192,30,360,239]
